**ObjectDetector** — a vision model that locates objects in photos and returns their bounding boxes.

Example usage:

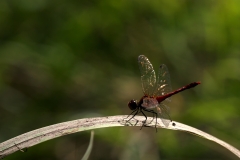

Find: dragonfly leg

[124,110,137,121]
[124,108,140,124]
[142,108,158,132]
[139,109,148,130]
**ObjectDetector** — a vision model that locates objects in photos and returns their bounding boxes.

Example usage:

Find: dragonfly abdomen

[156,82,201,103]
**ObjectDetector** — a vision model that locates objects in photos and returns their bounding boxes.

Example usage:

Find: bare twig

[0,115,239,159]
[81,131,94,160]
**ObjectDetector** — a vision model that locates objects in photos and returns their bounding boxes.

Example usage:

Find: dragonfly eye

[128,100,137,110]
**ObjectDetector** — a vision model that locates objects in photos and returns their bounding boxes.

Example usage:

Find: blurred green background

[0,0,240,159]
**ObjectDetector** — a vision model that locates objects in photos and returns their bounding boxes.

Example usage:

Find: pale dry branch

[0,115,239,159]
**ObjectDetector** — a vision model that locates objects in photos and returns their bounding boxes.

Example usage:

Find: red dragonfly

[126,55,200,129]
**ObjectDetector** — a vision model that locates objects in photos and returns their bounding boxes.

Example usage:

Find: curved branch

[0,115,239,159]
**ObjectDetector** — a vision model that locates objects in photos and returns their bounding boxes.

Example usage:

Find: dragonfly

[126,55,200,130]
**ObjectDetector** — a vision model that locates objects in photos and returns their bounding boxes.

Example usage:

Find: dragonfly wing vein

[157,103,171,126]
[154,64,172,101]
[138,55,156,96]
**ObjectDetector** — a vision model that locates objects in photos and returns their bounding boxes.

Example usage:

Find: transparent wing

[157,103,171,127]
[153,64,172,102]
[138,55,156,96]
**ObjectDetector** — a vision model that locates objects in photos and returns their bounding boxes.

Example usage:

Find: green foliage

[0,0,239,159]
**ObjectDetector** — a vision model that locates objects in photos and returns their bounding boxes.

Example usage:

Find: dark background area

[0,0,240,159]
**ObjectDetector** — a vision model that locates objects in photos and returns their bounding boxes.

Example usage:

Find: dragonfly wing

[154,64,172,102]
[157,103,171,127]
[138,55,156,96]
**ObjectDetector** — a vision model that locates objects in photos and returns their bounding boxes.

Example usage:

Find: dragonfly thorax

[128,99,138,110]
[141,97,158,109]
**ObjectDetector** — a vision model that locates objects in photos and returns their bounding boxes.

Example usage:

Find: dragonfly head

[128,99,138,110]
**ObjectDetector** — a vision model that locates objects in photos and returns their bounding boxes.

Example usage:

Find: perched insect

[126,55,200,130]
